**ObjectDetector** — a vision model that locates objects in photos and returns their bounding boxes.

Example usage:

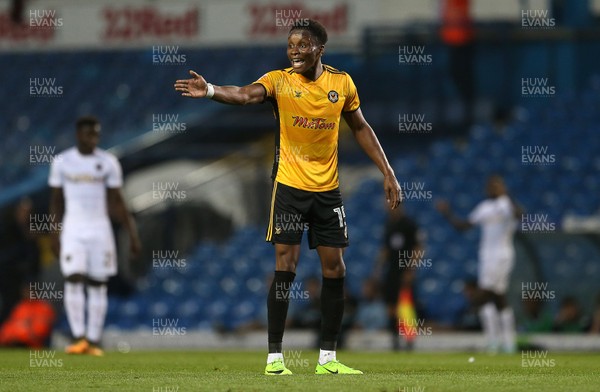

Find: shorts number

[333,206,346,228]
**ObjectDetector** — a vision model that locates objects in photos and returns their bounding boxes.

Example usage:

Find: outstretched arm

[435,200,473,231]
[343,108,402,209]
[174,70,266,105]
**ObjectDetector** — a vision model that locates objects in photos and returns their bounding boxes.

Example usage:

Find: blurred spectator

[0,283,56,348]
[354,278,387,331]
[588,293,600,334]
[520,297,553,333]
[553,296,586,333]
[517,296,553,351]
[0,197,40,323]
[373,203,423,350]
[457,279,482,331]
[440,0,475,128]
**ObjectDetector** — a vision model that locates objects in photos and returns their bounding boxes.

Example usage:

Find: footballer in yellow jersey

[253,64,360,192]
[175,19,401,376]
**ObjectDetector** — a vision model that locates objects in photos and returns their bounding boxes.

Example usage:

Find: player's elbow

[351,122,372,137]
[239,94,253,105]
[239,92,261,106]
[236,85,264,105]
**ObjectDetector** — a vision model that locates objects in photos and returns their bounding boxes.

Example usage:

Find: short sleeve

[48,156,63,188]
[343,74,360,112]
[105,154,123,189]
[253,70,282,100]
[468,202,485,225]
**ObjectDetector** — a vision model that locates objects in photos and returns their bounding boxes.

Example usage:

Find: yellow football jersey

[254,65,360,192]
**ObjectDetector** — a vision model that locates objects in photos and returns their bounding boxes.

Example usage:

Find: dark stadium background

[1,0,599,351]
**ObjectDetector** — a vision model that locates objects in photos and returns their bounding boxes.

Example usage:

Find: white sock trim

[267,352,284,364]
[318,349,336,365]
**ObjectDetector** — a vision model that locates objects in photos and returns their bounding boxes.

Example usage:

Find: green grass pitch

[1,349,598,391]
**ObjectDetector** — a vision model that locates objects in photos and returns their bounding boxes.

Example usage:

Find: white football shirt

[48,147,122,228]
[468,195,517,261]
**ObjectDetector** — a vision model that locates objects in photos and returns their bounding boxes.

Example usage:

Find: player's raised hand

[384,174,402,209]
[174,70,208,98]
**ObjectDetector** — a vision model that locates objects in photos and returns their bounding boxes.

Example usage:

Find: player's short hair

[76,116,100,132]
[288,19,328,46]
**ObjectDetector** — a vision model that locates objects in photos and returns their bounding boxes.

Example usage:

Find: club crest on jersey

[96,163,102,171]
[294,90,302,98]
[328,90,339,103]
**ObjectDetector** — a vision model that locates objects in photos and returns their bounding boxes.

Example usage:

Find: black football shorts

[265,181,349,249]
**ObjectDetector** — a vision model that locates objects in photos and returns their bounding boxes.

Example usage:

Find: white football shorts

[478,255,514,294]
[60,225,117,280]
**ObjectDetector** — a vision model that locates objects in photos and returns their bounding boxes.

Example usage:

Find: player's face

[76,124,100,154]
[486,177,506,198]
[287,30,323,75]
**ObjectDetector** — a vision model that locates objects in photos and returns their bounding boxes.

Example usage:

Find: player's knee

[275,258,298,272]
[322,258,346,278]
[479,289,495,303]
[274,247,300,272]
[65,274,86,283]
[494,294,507,310]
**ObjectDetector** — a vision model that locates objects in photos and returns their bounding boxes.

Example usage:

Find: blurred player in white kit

[436,175,521,353]
[49,116,141,356]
